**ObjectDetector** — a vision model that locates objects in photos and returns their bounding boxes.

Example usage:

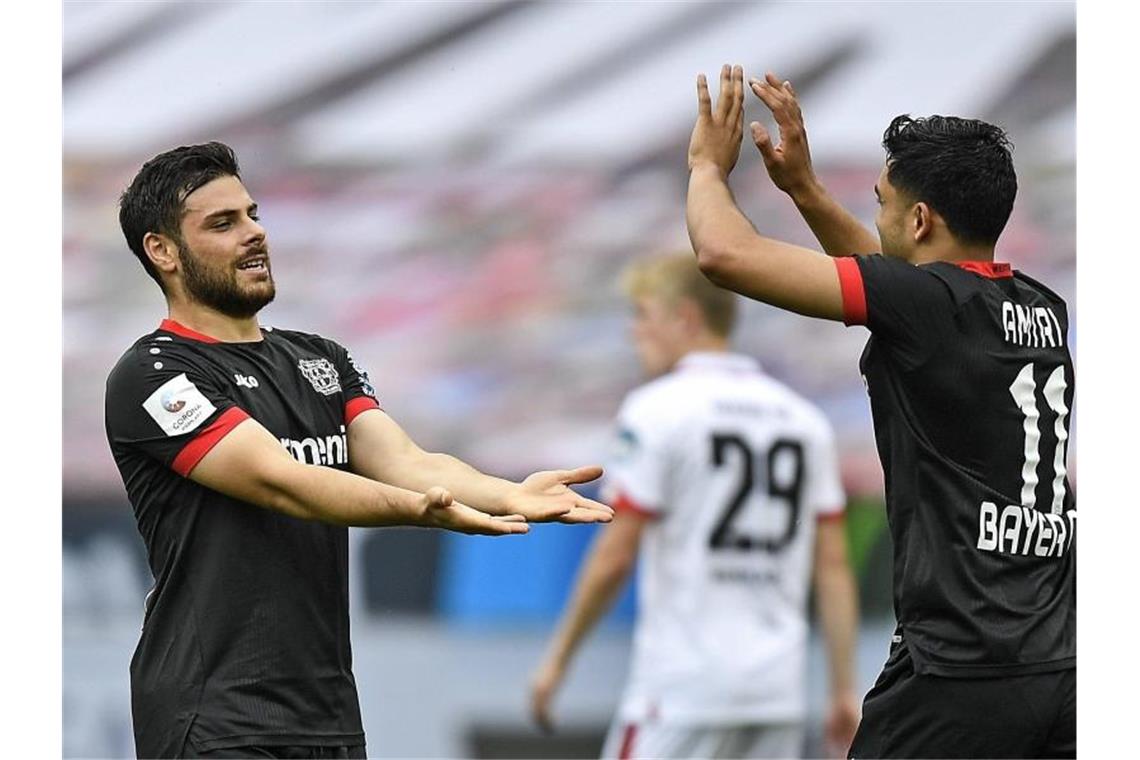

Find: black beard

[178,243,276,319]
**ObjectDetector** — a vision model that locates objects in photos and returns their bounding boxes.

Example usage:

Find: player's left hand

[529,657,566,733]
[824,690,861,758]
[688,63,745,175]
[507,465,614,524]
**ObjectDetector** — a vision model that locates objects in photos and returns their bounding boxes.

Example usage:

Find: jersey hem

[906,640,1075,677]
[192,731,365,752]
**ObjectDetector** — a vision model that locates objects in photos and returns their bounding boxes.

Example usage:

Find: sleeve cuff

[172,406,250,477]
[816,508,846,523]
[345,396,381,425]
[834,257,868,326]
[610,490,661,520]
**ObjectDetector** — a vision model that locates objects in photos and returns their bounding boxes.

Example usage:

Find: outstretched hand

[508,465,614,524]
[529,657,565,733]
[420,487,530,536]
[688,64,745,175]
[749,71,817,196]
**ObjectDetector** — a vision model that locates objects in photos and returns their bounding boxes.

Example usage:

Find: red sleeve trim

[834,257,868,326]
[345,396,381,425]
[611,491,660,520]
[172,407,250,477]
[816,509,846,523]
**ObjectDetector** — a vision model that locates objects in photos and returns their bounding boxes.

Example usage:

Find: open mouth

[237,256,268,273]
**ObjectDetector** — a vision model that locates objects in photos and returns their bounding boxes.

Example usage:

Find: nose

[243,215,267,245]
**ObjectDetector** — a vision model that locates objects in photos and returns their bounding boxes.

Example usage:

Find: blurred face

[630,294,688,377]
[873,165,914,261]
[176,175,275,318]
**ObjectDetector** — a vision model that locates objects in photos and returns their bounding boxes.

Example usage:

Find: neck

[676,333,730,363]
[909,240,996,266]
[166,301,263,343]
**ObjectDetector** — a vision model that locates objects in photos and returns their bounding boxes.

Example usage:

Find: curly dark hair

[882,115,1017,247]
[118,142,241,290]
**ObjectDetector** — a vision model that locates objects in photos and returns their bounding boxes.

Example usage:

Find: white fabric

[600,719,806,759]
[601,352,845,724]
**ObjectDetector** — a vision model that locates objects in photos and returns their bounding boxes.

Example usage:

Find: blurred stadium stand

[63,1,1074,757]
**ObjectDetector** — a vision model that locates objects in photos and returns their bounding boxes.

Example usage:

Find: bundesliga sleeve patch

[142,373,218,436]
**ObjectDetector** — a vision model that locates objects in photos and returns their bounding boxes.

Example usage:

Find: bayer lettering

[976,502,1076,557]
[279,425,349,466]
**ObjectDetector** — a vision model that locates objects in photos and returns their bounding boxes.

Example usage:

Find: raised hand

[507,465,614,524]
[419,486,530,536]
[749,71,818,196]
[688,64,746,175]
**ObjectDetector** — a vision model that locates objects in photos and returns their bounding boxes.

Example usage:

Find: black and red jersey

[834,255,1075,677]
[104,319,380,757]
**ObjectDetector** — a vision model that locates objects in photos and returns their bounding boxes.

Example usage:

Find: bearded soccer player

[684,66,1075,758]
[105,142,613,759]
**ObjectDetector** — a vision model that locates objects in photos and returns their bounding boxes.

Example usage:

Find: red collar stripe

[159,319,222,343]
[834,257,868,326]
[956,261,1013,279]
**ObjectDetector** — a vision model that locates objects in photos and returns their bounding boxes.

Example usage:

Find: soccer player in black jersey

[105,142,614,759]
[684,66,1075,758]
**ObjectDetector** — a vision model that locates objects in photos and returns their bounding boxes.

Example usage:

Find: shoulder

[756,374,834,439]
[265,325,352,359]
[1012,270,1069,312]
[106,331,209,391]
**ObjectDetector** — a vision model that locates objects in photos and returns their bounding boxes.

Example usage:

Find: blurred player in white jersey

[530,253,860,759]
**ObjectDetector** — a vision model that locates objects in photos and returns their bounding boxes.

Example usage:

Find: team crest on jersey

[298,358,342,396]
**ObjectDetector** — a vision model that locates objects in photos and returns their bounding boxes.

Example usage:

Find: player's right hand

[749,71,818,197]
[529,658,565,733]
[420,487,530,536]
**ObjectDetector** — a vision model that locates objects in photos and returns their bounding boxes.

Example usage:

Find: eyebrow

[201,202,258,223]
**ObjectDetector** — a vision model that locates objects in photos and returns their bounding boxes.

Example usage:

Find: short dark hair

[118,142,241,289]
[882,115,1017,247]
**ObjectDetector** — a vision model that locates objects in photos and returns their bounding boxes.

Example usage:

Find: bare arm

[749,71,880,257]
[686,65,846,321]
[346,408,613,524]
[813,517,861,756]
[189,417,528,535]
[529,511,647,731]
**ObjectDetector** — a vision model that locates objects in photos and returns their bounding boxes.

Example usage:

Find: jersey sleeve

[104,342,250,477]
[834,254,957,367]
[599,394,670,519]
[803,417,846,522]
[323,339,382,424]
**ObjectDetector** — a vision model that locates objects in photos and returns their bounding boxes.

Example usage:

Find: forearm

[261,461,428,528]
[687,162,763,274]
[789,179,880,257]
[815,568,859,695]
[367,450,517,516]
[545,547,635,670]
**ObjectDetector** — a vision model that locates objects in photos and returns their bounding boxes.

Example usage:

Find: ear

[912,202,935,243]
[143,231,180,278]
[675,297,705,334]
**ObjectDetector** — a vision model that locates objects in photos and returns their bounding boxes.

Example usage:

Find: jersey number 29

[708,434,804,553]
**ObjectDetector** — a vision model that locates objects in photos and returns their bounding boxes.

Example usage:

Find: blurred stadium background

[62,2,1075,757]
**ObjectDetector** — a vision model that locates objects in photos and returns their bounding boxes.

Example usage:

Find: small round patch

[154,362,164,370]
[149,347,161,355]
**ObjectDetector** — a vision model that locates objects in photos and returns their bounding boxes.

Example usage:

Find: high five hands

[689,64,818,195]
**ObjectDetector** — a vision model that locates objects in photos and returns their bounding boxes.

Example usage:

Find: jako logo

[234,374,259,389]
[280,425,348,466]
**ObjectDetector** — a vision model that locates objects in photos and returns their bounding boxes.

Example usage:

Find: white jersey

[602,352,845,725]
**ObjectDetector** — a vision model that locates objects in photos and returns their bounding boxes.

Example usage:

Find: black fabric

[182,743,367,759]
[105,324,379,759]
[848,632,1075,759]
[853,255,1075,677]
